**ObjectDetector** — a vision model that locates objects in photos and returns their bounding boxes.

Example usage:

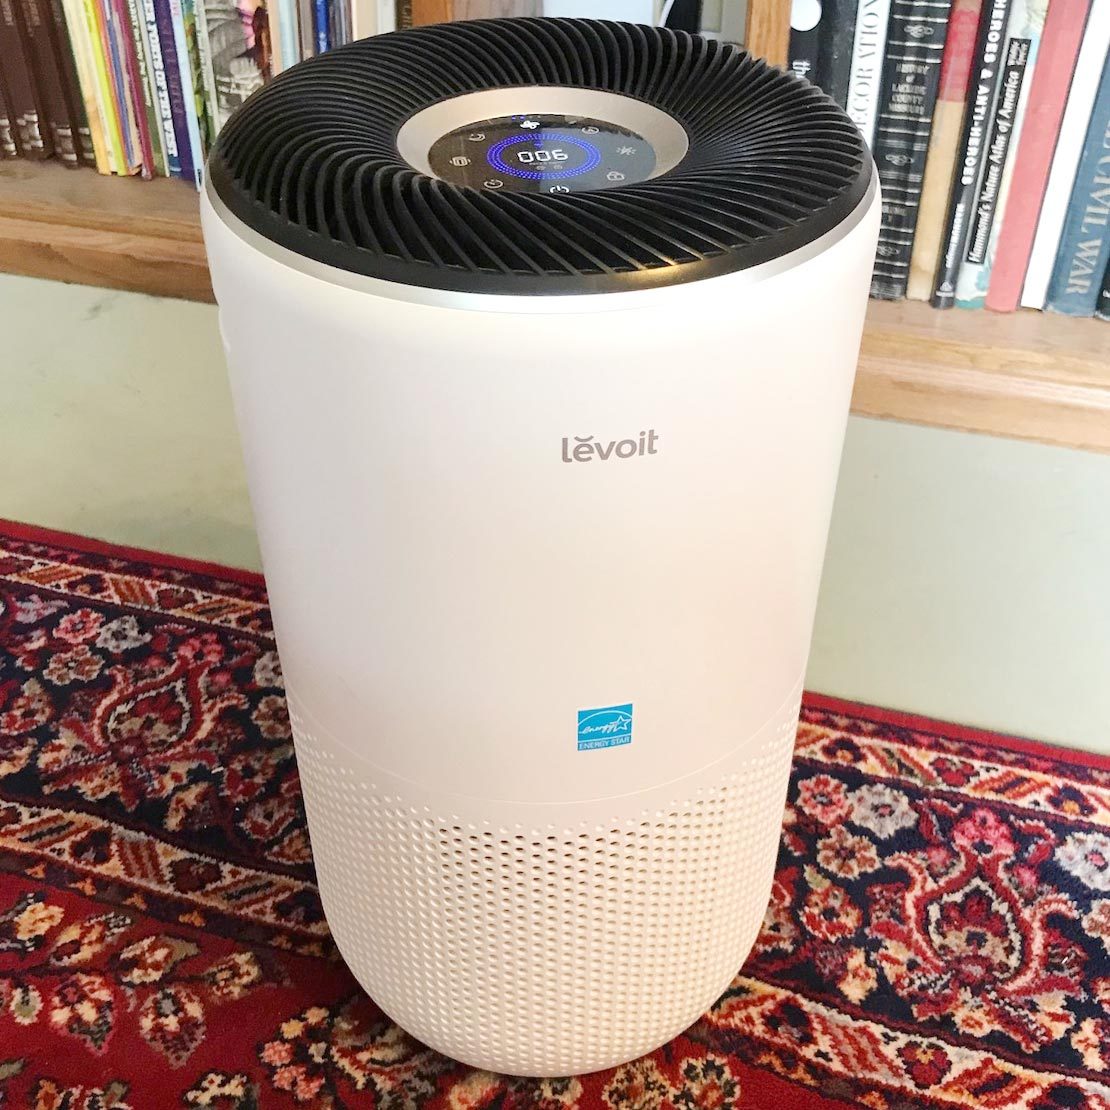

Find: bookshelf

[1,2,1107,454]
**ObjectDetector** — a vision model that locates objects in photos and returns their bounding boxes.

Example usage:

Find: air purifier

[202,17,878,1078]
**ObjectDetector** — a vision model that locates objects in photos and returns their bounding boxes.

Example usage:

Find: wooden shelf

[2,159,1108,453]
[0,159,210,301]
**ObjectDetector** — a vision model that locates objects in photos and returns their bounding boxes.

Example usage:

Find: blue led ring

[486,131,602,180]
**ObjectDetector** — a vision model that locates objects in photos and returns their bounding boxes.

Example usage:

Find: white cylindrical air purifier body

[202,17,879,1077]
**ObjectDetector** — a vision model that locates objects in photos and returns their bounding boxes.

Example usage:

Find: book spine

[929,0,1012,307]
[985,0,1091,311]
[954,0,1043,307]
[276,0,297,69]
[209,0,269,136]
[0,0,50,157]
[1044,64,1110,316]
[1097,255,1110,320]
[167,0,203,183]
[906,0,983,299]
[297,0,313,57]
[140,0,178,174]
[182,0,211,149]
[59,0,111,169]
[125,0,165,173]
[814,0,858,107]
[17,0,74,162]
[0,77,16,155]
[329,0,345,47]
[788,0,822,84]
[395,0,410,30]
[313,0,327,52]
[82,0,127,171]
[1022,0,1110,308]
[191,0,218,138]
[113,0,155,174]
[869,0,953,300]
[267,0,284,71]
[46,0,97,164]
[99,0,141,169]
[151,0,192,180]
[845,0,892,146]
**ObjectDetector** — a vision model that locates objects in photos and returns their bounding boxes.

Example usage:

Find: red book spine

[984,0,1093,312]
[110,0,152,174]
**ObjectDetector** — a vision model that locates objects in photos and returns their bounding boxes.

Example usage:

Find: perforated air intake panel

[207,18,873,294]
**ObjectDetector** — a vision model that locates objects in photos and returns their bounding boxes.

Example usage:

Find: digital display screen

[428,114,657,194]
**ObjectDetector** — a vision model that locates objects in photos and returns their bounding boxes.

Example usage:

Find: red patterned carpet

[1,520,1109,1110]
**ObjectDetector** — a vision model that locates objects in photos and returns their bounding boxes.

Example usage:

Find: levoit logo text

[561,430,660,463]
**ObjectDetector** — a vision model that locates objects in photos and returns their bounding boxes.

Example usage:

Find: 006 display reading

[427,114,657,195]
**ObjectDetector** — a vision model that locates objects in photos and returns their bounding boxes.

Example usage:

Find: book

[151,0,195,181]
[985,0,1091,311]
[125,0,167,173]
[0,77,17,155]
[202,0,271,134]
[1044,58,1110,316]
[45,0,97,164]
[313,0,327,51]
[350,0,384,38]
[264,0,282,69]
[139,0,180,175]
[1021,0,1110,309]
[845,0,892,145]
[59,0,111,170]
[183,0,214,148]
[81,0,129,171]
[16,0,77,163]
[395,0,410,29]
[1097,256,1110,320]
[99,0,143,170]
[906,0,983,300]
[929,0,1013,307]
[0,0,50,156]
[952,0,1044,307]
[788,0,823,83]
[297,0,312,55]
[814,0,858,107]
[114,0,158,174]
[273,0,296,69]
[193,0,220,133]
[168,0,205,182]
[869,0,953,300]
[329,0,346,46]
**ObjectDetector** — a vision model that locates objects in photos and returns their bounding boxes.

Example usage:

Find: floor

[3,273,1108,754]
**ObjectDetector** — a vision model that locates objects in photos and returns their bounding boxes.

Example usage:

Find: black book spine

[0,69,17,156]
[869,0,953,300]
[789,0,823,84]
[815,0,859,107]
[1097,256,1110,322]
[45,0,94,165]
[930,0,1011,307]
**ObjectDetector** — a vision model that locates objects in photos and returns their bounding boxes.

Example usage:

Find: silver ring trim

[203,170,878,314]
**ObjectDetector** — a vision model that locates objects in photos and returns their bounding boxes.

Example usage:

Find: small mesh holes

[289,696,799,1076]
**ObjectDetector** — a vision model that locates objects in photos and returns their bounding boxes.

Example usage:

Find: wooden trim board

[855,300,1110,454]
[0,160,212,301]
[2,160,1107,453]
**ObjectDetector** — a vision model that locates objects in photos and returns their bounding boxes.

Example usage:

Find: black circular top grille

[208,18,873,294]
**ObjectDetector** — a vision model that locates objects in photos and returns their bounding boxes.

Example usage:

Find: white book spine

[351,0,394,38]
[845,0,893,147]
[1021,0,1110,308]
